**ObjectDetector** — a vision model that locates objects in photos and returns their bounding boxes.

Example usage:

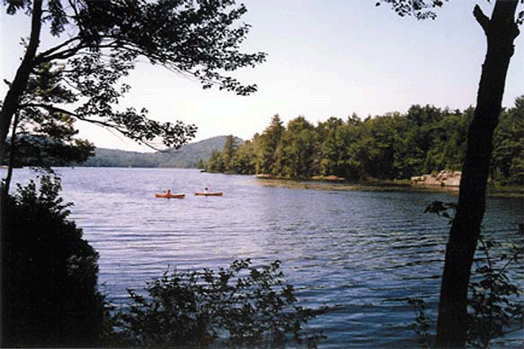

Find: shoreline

[253,175,523,198]
[6,167,521,197]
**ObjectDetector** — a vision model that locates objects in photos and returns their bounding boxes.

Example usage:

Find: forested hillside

[206,97,523,185]
[159,136,243,168]
[80,136,242,168]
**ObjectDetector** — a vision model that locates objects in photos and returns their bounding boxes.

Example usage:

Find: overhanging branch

[21,103,117,128]
[19,103,164,151]
[35,37,82,61]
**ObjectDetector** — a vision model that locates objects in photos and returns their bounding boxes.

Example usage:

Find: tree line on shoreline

[206,97,523,186]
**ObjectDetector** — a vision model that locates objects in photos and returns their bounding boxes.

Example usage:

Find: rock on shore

[411,170,461,187]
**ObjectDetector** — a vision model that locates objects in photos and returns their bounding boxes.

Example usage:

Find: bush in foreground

[2,176,106,347]
[112,259,324,348]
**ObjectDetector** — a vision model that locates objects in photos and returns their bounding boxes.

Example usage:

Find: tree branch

[36,37,82,60]
[474,5,490,35]
[20,103,116,130]
[19,103,162,150]
[34,44,85,64]
[20,103,75,116]
[36,37,141,65]
[0,0,44,164]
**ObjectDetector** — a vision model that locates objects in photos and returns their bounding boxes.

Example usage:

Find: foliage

[230,139,257,174]
[408,239,524,349]
[1,0,266,173]
[276,116,318,179]
[204,135,246,173]
[206,97,523,186]
[219,134,241,172]
[411,201,524,348]
[467,239,524,348]
[113,259,324,348]
[424,200,457,219]
[5,62,95,168]
[407,298,434,348]
[256,114,286,176]
[491,96,524,185]
[376,0,448,20]
[2,175,106,347]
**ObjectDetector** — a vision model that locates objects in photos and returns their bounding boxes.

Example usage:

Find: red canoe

[155,193,185,199]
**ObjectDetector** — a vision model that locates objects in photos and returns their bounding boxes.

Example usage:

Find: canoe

[155,193,185,199]
[194,192,223,197]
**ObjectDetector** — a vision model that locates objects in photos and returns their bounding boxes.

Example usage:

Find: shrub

[2,176,105,347]
[467,239,523,348]
[409,201,524,348]
[407,298,433,348]
[113,259,324,348]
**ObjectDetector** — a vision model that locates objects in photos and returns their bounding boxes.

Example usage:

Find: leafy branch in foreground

[409,202,524,348]
[111,259,325,348]
[408,298,433,348]
[468,239,523,348]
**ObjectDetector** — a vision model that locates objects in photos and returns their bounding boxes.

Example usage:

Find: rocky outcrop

[411,170,461,187]
[312,175,345,181]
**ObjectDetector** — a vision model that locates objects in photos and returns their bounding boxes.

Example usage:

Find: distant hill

[157,135,243,168]
[79,136,243,168]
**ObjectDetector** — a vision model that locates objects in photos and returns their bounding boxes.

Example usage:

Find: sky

[1,0,523,151]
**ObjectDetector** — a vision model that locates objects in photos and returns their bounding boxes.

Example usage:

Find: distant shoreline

[5,166,522,197]
[252,175,523,198]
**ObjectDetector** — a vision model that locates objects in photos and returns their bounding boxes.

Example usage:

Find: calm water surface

[8,167,524,348]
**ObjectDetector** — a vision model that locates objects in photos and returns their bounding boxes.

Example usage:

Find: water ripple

[7,167,522,348]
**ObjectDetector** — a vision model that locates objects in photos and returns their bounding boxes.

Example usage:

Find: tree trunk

[0,0,43,166]
[1,1,43,344]
[435,1,519,347]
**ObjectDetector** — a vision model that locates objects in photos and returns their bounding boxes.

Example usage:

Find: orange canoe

[155,193,185,199]
[194,192,223,197]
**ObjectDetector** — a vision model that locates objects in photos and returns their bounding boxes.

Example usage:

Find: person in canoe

[194,188,222,196]
[155,189,185,199]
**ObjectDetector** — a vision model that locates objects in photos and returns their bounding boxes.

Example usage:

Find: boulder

[411,170,461,187]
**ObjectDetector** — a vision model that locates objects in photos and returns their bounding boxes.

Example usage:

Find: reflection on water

[5,167,523,348]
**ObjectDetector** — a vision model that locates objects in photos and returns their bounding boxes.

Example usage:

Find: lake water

[6,167,523,348]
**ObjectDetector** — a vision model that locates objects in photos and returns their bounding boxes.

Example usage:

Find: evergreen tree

[222,135,239,172]
[491,96,524,185]
[231,139,256,174]
[256,114,285,175]
[279,116,318,178]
